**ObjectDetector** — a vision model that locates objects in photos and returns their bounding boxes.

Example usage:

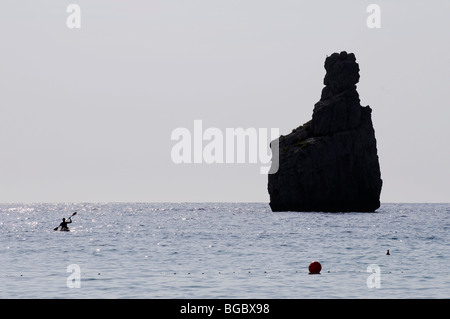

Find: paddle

[54,212,77,231]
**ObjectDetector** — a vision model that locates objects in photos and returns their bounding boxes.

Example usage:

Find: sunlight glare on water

[0,203,448,298]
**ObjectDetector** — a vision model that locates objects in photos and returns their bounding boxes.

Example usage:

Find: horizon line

[0,201,449,205]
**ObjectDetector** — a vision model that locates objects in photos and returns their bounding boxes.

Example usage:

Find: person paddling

[54,212,77,231]
[59,217,72,231]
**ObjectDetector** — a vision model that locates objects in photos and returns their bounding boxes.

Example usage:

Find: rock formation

[268,51,382,212]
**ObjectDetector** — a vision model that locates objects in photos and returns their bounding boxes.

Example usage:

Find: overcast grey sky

[0,1,449,203]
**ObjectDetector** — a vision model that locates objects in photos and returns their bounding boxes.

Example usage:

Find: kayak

[60,228,70,232]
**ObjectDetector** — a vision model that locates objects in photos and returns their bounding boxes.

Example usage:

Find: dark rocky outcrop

[268,51,382,212]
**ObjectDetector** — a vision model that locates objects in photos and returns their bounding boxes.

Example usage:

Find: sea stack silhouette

[268,51,382,212]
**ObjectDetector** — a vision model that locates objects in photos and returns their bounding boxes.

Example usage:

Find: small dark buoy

[308,261,322,274]
[386,249,390,255]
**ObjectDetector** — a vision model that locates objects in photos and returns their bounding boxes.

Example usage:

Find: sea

[0,202,448,299]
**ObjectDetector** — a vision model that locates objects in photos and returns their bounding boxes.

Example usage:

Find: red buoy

[309,261,322,274]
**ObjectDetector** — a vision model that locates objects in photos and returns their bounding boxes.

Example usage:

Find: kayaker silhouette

[54,212,77,231]
[59,217,72,231]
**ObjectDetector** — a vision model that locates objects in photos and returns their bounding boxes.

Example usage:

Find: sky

[0,0,449,203]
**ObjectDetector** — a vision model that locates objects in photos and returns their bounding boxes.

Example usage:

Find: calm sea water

[0,203,448,298]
